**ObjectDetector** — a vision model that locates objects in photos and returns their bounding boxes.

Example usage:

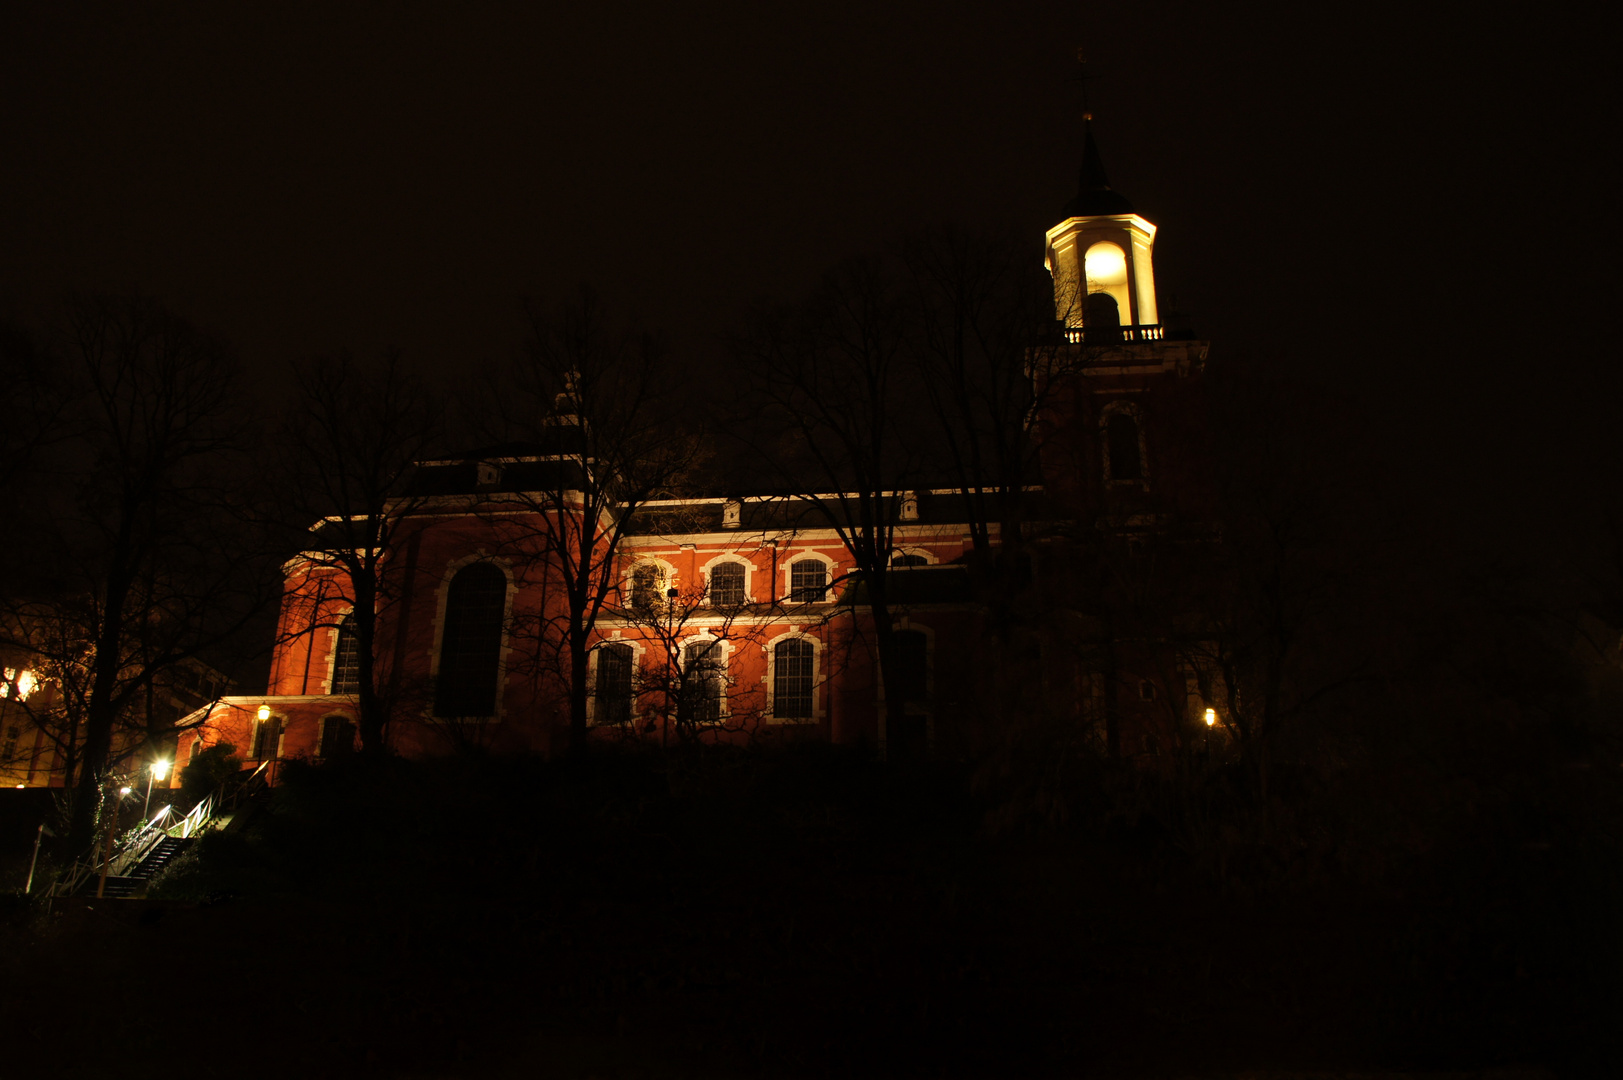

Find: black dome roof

[1060,121,1134,218]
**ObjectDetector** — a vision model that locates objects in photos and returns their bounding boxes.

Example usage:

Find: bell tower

[1044,118,1161,336]
[1032,70,1209,517]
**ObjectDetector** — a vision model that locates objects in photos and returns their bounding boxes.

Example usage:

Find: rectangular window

[331,615,361,694]
[773,639,814,718]
[682,641,724,723]
[595,644,633,726]
[709,562,746,607]
[319,716,355,757]
[251,718,281,760]
[891,631,928,703]
[790,559,828,603]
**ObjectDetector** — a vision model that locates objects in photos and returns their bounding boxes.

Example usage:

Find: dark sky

[5,2,1619,551]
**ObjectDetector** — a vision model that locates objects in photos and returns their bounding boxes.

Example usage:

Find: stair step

[82,876,143,898]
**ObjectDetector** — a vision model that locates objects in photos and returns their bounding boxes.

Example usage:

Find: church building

[169,120,1212,781]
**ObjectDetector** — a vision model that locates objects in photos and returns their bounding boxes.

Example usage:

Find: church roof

[1059,121,1134,218]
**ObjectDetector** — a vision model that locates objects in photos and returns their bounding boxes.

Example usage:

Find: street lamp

[257,703,271,721]
[1202,707,1216,757]
[143,758,170,818]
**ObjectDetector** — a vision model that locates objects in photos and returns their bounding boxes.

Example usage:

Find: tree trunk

[568,627,590,753]
[67,562,135,856]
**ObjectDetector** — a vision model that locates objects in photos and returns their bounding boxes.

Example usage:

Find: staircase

[80,837,194,898]
[49,760,270,902]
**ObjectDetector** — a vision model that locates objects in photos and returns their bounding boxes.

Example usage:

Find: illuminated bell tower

[1033,90,1208,515]
[1044,118,1161,336]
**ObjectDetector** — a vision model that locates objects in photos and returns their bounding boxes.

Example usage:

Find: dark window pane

[790,559,827,602]
[434,563,507,717]
[710,562,746,606]
[595,643,633,726]
[891,553,928,567]
[773,638,814,718]
[252,718,282,759]
[1107,412,1142,481]
[319,716,355,757]
[331,614,361,694]
[891,631,928,703]
[682,641,724,723]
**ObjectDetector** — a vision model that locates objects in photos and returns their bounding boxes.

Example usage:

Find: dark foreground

[1,750,1612,1078]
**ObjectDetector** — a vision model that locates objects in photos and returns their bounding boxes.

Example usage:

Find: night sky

[5,2,1618,546]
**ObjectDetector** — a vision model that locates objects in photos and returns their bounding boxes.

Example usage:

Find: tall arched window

[434,563,507,718]
[331,613,361,694]
[773,638,815,718]
[709,562,746,607]
[682,640,724,723]
[790,559,828,602]
[1106,410,1144,482]
[594,642,633,726]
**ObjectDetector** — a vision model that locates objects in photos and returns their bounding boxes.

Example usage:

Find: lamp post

[1202,707,1216,757]
[143,758,171,819]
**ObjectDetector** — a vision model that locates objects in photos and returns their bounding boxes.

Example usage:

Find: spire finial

[1058,52,1135,219]
[1076,46,1092,124]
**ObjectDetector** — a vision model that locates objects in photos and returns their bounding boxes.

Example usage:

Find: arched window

[331,613,361,694]
[890,630,929,704]
[682,640,724,723]
[773,638,815,718]
[709,562,746,607]
[629,563,662,613]
[1083,241,1131,333]
[594,643,634,726]
[434,563,507,718]
[319,715,356,757]
[1084,292,1122,339]
[891,552,928,568]
[790,559,828,602]
[1106,410,1144,482]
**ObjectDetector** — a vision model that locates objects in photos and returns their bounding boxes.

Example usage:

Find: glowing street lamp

[143,758,171,818]
[1203,708,1217,727]
[257,703,272,721]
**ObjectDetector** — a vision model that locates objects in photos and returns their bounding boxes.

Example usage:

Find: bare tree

[479,289,698,751]
[1166,373,1378,799]
[272,351,445,756]
[901,227,1069,631]
[0,296,273,856]
[734,259,927,759]
[604,534,782,749]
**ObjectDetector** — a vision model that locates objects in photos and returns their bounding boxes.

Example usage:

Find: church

[168,121,1213,781]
